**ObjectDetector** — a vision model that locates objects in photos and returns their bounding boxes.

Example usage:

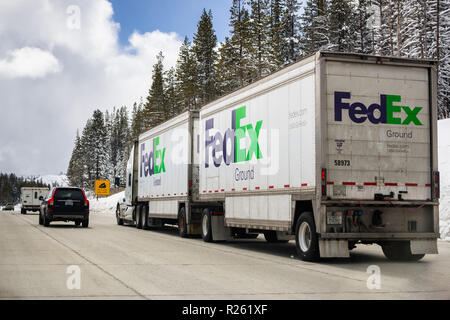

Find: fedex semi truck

[116,52,440,261]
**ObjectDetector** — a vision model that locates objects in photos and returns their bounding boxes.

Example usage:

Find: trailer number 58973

[334,160,351,166]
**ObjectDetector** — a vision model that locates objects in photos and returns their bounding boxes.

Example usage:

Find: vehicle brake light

[81,190,89,207]
[432,171,440,199]
[321,168,327,198]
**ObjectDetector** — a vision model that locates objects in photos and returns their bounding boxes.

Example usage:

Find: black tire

[142,205,149,230]
[43,214,50,227]
[21,209,26,215]
[201,209,213,242]
[116,205,124,226]
[263,231,289,243]
[381,241,425,261]
[82,218,89,228]
[39,213,43,225]
[295,212,319,261]
[136,205,143,229]
[178,207,188,238]
[75,221,81,226]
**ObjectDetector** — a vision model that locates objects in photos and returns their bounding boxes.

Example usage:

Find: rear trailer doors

[324,58,433,201]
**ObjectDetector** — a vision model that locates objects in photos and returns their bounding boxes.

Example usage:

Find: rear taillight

[48,189,56,206]
[321,168,327,198]
[432,171,440,200]
[82,190,89,207]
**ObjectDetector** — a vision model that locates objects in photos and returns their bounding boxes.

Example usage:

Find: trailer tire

[201,209,213,242]
[178,207,188,238]
[142,205,149,230]
[136,205,143,229]
[381,241,425,261]
[21,209,26,215]
[116,205,124,225]
[263,231,289,243]
[75,221,81,226]
[295,212,319,261]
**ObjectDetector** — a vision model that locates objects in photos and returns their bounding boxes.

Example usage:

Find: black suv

[39,187,89,227]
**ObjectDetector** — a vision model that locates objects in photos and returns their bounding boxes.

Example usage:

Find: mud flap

[410,239,438,254]
[319,239,350,258]
[211,215,232,241]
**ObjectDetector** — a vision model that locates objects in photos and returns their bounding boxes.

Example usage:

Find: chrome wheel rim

[299,222,312,252]
[202,214,208,236]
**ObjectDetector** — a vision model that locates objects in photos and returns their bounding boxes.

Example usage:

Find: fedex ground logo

[205,106,263,168]
[334,92,423,126]
[140,137,166,177]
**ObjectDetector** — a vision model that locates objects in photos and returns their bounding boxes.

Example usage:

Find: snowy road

[1,210,449,300]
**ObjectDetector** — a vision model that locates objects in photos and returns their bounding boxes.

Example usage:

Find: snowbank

[89,191,124,213]
[438,119,450,240]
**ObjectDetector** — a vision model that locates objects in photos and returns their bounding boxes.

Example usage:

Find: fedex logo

[140,137,166,177]
[205,106,263,168]
[334,91,423,126]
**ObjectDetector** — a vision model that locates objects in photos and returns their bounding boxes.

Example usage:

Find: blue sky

[110,0,233,45]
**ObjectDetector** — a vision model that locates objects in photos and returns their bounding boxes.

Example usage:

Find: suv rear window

[54,189,84,201]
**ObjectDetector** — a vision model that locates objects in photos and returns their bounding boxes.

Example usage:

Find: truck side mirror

[123,198,126,203]
[39,196,44,201]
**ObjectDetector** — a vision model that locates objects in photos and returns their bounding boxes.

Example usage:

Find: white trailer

[117,52,440,261]
[21,187,49,214]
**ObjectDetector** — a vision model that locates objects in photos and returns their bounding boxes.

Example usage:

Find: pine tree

[175,37,198,111]
[67,130,85,187]
[143,51,167,130]
[249,0,271,78]
[281,0,302,63]
[269,0,285,70]
[300,0,330,54]
[131,99,145,141]
[192,9,218,105]
[354,0,374,54]
[164,67,181,117]
[229,0,254,86]
[328,0,355,52]
[80,110,110,189]
[216,37,241,95]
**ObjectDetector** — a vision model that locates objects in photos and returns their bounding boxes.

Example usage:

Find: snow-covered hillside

[26,174,69,187]
[438,119,450,240]
[89,191,124,213]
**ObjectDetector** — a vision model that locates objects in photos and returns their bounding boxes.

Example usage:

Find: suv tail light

[82,190,89,208]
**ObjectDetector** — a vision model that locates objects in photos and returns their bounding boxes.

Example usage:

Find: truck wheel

[75,221,81,226]
[116,205,124,226]
[263,231,289,243]
[21,209,26,215]
[178,207,188,238]
[142,205,149,230]
[136,205,143,229]
[295,212,319,261]
[39,213,43,225]
[201,209,213,242]
[381,241,425,261]
[82,218,89,228]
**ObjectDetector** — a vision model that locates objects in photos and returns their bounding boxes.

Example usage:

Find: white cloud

[0,0,182,175]
[0,47,62,79]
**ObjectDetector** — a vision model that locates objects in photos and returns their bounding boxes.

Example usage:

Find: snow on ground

[83,119,450,240]
[89,191,124,214]
[438,119,450,240]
